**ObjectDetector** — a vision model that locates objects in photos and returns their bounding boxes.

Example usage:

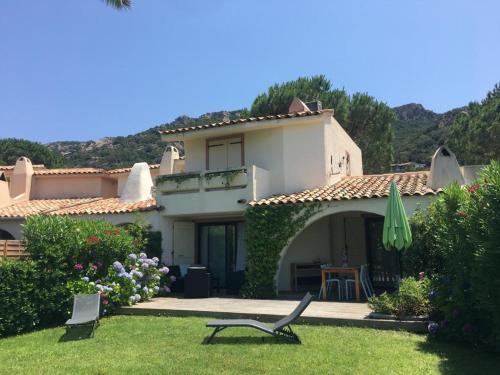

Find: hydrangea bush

[68,252,172,314]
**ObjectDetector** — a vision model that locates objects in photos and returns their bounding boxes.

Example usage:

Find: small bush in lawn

[368,276,431,318]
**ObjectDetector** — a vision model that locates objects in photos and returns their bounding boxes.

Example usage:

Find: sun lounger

[205,292,312,343]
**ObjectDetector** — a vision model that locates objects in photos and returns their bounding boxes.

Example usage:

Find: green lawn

[0,316,498,375]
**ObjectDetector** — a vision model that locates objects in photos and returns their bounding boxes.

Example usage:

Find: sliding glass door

[199,223,237,288]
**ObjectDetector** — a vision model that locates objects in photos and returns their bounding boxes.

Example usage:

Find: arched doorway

[276,209,401,296]
[0,229,15,240]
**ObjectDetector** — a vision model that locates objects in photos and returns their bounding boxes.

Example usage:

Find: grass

[0,316,499,375]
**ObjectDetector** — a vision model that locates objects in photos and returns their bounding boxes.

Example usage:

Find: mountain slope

[392,104,464,165]
[44,104,462,169]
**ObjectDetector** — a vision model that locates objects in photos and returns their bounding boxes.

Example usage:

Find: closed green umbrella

[383,181,412,251]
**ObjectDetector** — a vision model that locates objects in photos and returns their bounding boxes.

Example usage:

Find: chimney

[120,163,154,203]
[428,146,464,190]
[159,145,180,176]
[288,98,310,113]
[10,157,34,201]
[305,100,322,111]
[0,173,11,208]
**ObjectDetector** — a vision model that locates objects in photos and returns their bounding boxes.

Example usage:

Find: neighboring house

[0,160,163,241]
[0,99,482,295]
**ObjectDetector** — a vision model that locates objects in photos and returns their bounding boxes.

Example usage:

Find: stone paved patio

[119,297,427,332]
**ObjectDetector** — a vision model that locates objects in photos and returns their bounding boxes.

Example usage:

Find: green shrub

[368,277,431,317]
[23,215,136,278]
[405,161,500,350]
[0,260,39,336]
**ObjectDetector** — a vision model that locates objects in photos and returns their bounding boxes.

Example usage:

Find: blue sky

[1,0,499,143]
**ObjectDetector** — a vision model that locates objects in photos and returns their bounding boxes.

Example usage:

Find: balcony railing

[156,165,270,216]
[157,167,249,194]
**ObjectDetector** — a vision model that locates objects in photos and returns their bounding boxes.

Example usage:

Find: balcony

[156,166,270,216]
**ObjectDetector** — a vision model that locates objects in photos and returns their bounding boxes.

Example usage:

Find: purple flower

[152,257,159,263]
[134,294,141,302]
[128,253,137,261]
[418,272,425,280]
[428,322,439,335]
[159,266,170,274]
[113,261,124,272]
[142,286,149,294]
[141,263,149,269]
[170,275,177,282]
[153,286,160,293]
[82,276,89,282]
[163,286,171,293]
[139,252,147,259]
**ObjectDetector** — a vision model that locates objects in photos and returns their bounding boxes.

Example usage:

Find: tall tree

[103,0,131,10]
[0,139,64,168]
[448,83,500,165]
[249,75,394,173]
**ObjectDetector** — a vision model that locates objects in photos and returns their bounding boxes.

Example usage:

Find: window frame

[205,133,245,170]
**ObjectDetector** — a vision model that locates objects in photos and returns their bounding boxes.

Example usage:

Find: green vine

[241,202,320,299]
[204,168,246,188]
[156,172,200,188]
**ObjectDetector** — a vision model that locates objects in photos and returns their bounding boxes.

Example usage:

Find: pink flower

[74,263,83,271]
[467,184,479,193]
[86,236,101,244]
[163,286,171,293]
[102,299,109,306]
[418,272,425,280]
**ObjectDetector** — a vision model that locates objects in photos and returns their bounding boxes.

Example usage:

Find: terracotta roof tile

[0,198,157,218]
[0,164,45,171]
[159,110,328,135]
[251,172,438,206]
[34,168,106,176]
[108,164,160,174]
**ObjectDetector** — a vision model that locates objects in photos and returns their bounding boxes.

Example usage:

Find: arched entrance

[276,206,401,296]
[0,229,15,240]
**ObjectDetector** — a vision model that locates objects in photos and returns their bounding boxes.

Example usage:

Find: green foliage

[249,75,394,173]
[448,83,500,165]
[405,162,500,350]
[23,215,136,278]
[403,184,468,277]
[17,215,136,331]
[104,0,131,9]
[0,260,40,336]
[120,215,163,261]
[242,203,319,298]
[0,138,64,167]
[369,277,431,317]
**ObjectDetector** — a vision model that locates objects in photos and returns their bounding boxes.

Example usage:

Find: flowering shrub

[368,276,431,318]
[403,161,500,351]
[68,252,172,314]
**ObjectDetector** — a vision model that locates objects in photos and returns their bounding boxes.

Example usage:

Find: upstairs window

[206,135,244,170]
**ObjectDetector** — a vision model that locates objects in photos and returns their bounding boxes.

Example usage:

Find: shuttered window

[207,135,243,170]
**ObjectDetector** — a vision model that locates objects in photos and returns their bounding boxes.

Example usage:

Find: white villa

[0,99,481,295]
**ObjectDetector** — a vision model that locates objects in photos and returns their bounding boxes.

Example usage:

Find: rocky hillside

[43,104,462,169]
[392,104,464,165]
[47,110,245,169]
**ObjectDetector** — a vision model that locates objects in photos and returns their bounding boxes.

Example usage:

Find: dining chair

[345,264,374,300]
[317,264,344,300]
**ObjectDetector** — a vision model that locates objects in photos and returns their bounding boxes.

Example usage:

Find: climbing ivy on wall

[241,202,320,299]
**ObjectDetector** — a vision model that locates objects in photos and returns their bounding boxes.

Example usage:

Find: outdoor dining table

[320,266,361,302]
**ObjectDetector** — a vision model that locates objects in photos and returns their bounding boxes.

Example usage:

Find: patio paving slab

[118,297,427,333]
